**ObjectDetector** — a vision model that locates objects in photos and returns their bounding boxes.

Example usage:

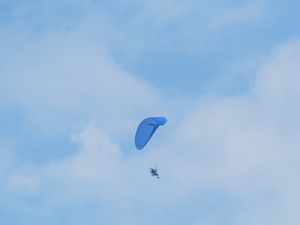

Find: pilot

[150,167,160,179]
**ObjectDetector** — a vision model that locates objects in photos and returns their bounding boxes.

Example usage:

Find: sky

[1,0,300,224]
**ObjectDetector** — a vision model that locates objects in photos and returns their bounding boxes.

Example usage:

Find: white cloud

[0,29,169,139]
[256,40,300,101]
[2,39,300,224]
[8,174,40,194]
[168,39,300,224]
[211,2,266,28]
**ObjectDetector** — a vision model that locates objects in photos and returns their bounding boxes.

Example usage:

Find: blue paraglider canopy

[135,117,167,150]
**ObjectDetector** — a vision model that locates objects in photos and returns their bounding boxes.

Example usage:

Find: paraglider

[135,117,167,150]
[135,117,167,179]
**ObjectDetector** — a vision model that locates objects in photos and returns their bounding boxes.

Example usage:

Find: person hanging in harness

[149,167,160,179]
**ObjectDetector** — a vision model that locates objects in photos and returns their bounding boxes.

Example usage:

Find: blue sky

[1,0,300,224]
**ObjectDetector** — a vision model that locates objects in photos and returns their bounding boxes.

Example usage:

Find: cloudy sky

[1,0,300,224]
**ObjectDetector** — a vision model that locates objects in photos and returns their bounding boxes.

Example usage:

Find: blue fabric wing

[135,117,167,150]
